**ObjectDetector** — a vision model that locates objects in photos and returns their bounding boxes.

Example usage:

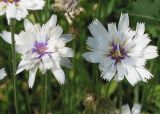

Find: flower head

[83,13,158,85]
[0,68,7,80]
[83,93,119,114]
[0,0,45,24]
[121,103,141,114]
[53,0,84,24]
[1,15,74,88]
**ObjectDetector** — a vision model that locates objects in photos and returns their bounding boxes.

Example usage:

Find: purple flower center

[32,41,48,58]
[109,43,127,64]
[3,0,19,3]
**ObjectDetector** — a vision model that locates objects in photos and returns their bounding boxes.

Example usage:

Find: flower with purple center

[109,42,127,64]
[1,15,74,88]
[32,41,49,58]
[0,0,45,24]
[83,13,158,85]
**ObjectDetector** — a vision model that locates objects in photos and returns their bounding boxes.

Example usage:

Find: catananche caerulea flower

[83,13,158,85]
[0,0,45,24]
[1,15,74,88]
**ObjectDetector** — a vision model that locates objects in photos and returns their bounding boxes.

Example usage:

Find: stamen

[32,41,49,58]
[109,42,126,64]
[117,43,121,56]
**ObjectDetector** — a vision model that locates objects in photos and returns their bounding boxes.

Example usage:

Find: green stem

[90,0,103,96]
[118,82,122,110]
[10,19,18,114]
[67,72,71,114]
[72,39,76,114]
[92,65,96,91]
[98,0,103,19]
[26,91,31,114]
[44,0,49,21]
[61,86,65,114]
[134,85,139,103]
[41,0,49,113]
[141,83,150,108]
[42,75,48,114]
[106,81,111,98]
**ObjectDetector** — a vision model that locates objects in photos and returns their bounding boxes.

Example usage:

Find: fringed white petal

[121,104,131,114]
[143,46,158,59]
[83,52,104,63]
[131,103,141,114]
[118,13,129,33]
[51,67,65,84]
[0,2,7,15]
[28,66,38,88]
[20,0,45,10]
[88,19,108,39]
[0,68,7,80]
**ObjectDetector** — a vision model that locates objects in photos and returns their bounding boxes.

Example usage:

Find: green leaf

[127,0,160,23]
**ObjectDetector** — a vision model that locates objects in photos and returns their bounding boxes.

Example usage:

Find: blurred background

[0,0,160,114]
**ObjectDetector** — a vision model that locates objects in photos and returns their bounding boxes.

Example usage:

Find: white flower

[121,103,141,114]
[0,68,7,80]
[1,15,74,88]
[0,0,45,24]
[83,13,158,85]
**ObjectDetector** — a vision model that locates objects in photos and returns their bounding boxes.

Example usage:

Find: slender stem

[92,65,96,91]
[42,75,48,114]
[26,91,31,114]
[7,81,10,114]
[72,39,76,114]
[134,85,139,103]
[10,19,18,114]
[91,0,102,92]
[41,0,49,113]
[61,86,65,114]
[44,0,49,21]
[23,72,31,114]
[141,83,150,108]
[67,71,71,114]
[106,81,111,98]
[98,0,103,19]
[118,82,122,110]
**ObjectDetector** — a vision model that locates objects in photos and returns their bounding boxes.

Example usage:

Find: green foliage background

[0,0,160,114]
